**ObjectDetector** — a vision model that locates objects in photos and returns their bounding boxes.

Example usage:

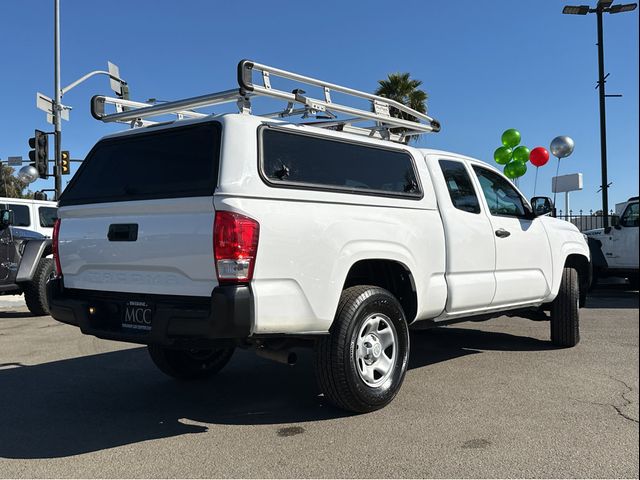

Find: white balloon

[18,165,39,184]
[550,136,575,159]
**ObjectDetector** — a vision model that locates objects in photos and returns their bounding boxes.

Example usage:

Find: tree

[373,72,428,141]
[0,164,33,198]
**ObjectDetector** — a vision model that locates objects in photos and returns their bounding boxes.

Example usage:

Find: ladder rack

[91,59,441,142]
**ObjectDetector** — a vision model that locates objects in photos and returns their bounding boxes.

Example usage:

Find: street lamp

[562,0,637,228]
[47,0,128,201]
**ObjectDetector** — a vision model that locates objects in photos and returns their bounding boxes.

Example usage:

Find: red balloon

[530,146,550,167]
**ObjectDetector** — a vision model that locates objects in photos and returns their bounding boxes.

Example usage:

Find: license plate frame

[121,300,154,331]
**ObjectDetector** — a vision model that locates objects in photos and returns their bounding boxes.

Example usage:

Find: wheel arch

[342,259,418,323]
[564,253,591,307]
[15,239,52,283]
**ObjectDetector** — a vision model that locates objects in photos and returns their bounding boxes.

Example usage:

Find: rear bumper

[47,278,253,346]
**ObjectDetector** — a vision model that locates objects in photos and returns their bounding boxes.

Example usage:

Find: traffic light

[28,129,49,179]
[61,151,71,175]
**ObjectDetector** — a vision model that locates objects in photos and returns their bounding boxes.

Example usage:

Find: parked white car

[48,60,590,412]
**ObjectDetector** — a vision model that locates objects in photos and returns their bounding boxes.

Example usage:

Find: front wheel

[148,345,235,380]
[550,267,580,347]
[315,286,410,413]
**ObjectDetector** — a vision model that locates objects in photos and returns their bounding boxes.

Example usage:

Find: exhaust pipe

[255,347,297,366]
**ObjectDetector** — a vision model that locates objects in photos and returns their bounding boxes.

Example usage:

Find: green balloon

[512,146,530,163]
[494,146,513,165]
[504,162,516,179]
[504,161,527,179]
[501,129,521,148]
[504,162,518,179]
[513,161,527,177]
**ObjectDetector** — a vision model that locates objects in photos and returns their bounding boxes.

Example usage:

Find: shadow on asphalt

[0,325,554,460]
[1,285,634,459]
[408,326,555,372]
[586,285,639,309]
[0,310,40,319]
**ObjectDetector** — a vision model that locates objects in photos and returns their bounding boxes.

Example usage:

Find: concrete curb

[0,294,26,308]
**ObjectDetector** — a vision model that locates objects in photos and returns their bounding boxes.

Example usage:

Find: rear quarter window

[438,160,481,214]
[39,206,58,227]
[59,122,221,206]
[260,128,422,198]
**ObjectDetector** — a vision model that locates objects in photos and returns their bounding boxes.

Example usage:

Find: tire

[550,267,580,347]
[315,286,410,413]
[22,258,54,316]
[588,269,599,292]
[579,273,588,308]
[148,345,235,380]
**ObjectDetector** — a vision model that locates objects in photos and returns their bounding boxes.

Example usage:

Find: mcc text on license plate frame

[122,300,154,331]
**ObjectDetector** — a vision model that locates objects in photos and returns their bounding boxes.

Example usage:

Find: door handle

[495,229,511,238]
[108,224,138,241]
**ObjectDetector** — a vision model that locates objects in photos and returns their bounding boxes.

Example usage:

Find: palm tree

[373,72,427,141]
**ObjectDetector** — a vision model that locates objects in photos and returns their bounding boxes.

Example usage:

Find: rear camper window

[59,122,221,206]
[261,128,422,198]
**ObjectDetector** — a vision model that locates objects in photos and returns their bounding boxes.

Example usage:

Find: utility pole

[53,0,62,200]
[595,7,610,227]
[562,0,637,228]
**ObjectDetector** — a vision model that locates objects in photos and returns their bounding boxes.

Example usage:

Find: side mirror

[0,209,14,228]
[531,196,554,217]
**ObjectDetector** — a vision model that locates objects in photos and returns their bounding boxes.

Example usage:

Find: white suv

[48,60,590,412]
[0,197,58,237]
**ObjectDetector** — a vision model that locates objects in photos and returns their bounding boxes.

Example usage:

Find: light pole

[49,0,128,201]
[53,0,62,200]
[562,0,637,228]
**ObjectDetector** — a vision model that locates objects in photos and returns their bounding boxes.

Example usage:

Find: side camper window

[261,128,422,198]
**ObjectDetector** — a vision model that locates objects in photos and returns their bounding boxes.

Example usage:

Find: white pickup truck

[585,196,639,289]
[48,60,591,412]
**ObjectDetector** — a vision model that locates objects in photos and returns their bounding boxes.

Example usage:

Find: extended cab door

[471,165,553,306]
[428,157,496,313]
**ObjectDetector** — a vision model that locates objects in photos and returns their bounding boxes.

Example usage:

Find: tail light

[214,211,259,283]
[52,218,62,277]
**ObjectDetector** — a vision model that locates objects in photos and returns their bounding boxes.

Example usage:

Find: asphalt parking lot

[0,286,638,479]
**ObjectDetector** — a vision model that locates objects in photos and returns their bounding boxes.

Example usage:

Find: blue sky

[1,0,638,213]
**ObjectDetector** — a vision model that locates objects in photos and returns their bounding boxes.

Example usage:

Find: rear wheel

[148,345,235,380]
[550,267,580,347]
[23,258,55,316]
[315,286,410,413]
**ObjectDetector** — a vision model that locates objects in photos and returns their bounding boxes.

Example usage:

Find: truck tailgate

[58,198,216,297]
